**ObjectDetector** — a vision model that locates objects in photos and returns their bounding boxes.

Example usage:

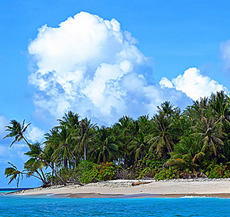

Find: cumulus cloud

[27,12,193,124]
[26,125,45,143]
[160,68,227,101]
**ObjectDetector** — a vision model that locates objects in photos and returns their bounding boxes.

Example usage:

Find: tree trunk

[84,142,87,161]
[42,158,66,186]
[64,158,68,169]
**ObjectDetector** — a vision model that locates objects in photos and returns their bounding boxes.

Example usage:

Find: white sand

[15,179,230,198]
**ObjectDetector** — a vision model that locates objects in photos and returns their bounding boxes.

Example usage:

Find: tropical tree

[166,135,203,171]
[24,143,49,186]
[129,131,149,160]
[194,116,225,158]
[51,126,73,169]
[92,126,119,164]
[113,116,135,167]
[4,120,31,146]
[147,113,176,157]
[74,117,96,161]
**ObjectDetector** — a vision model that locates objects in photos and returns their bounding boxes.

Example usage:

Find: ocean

[0,195,229,216]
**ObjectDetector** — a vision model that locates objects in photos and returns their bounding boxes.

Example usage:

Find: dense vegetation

[5,91,230,187]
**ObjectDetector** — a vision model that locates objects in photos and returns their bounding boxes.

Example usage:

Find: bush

[96,162,117,181]
[207,163,230,178]
[154,167,180,180]
[76,161,99,184]
[134,153,166,179]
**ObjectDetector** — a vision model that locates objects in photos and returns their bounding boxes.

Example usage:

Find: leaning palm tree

[4,162,23,187]
[24,143,49,186]
[4,120,31,146]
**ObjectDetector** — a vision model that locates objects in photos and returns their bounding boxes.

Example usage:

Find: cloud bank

[28,12,227,125]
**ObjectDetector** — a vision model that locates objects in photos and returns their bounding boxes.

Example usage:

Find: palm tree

[58,111,80,130]
[52,126,73,169]
[129,131,149,160]
[113,116,135,167]
[57,112,81,167]
[147,113,175,157]
[157,101,175,117]
[24,143,48,186]
[4,120,31,146]
[92,126,119,164]
[74,117,96,161]
[194,116,225,158]
[166,135,203,171]
[209,91,230,125]
[4,162,24,187]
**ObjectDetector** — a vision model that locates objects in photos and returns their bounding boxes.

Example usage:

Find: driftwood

[132,181,152,186]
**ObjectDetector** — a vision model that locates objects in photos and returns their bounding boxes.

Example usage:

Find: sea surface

[0,194,230,217]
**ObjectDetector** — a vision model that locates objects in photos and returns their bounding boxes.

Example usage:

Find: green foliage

[96,162,116,181]
[154,167,180,180]
[134,153,166,179]
[207,163,230,178]
[76,161,99,184]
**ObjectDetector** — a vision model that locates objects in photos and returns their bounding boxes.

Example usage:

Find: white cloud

[159,77,173,88]
[26,125,45,143]
[160,67,227,101]
[27,12,197,124]
[28,12,160,123]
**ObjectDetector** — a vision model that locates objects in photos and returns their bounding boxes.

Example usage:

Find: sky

[1,0,230,187]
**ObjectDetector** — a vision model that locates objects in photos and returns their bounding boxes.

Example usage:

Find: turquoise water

[0,196,230,216]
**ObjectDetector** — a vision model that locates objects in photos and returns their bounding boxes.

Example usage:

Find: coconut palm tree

[129,131,149,160]
[51,126,73,169]
[194,116,225,158]
[209,91,230,125]
[166,135,203,171]
[4,120,31,146]
[24,143,49,186]
[147,113,175,157]
[113,116,136,167]
[74,117,96,161]
[92,126,119,164]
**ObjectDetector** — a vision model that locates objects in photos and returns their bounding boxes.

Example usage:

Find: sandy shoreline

[14,179,230,198]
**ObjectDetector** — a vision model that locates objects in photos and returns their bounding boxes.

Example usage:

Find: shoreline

[13,179,230,199]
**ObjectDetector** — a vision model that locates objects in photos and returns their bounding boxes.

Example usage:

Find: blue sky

[1,0,230,187]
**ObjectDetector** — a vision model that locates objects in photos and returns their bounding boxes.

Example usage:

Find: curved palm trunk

[35,169,49,187]
[42,158,66,186]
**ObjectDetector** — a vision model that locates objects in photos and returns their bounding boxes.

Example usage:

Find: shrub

[76,161,99,184]
[96,162,116,181]
[154,167,180,180]
[134,153,166,179]
[207,163,230,178]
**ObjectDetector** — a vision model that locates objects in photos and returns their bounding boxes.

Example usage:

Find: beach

[15,179,230,198]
